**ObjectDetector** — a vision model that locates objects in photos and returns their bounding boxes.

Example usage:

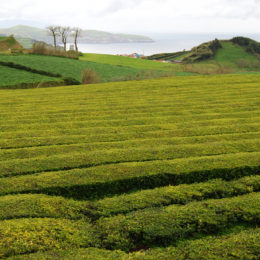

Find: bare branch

[59,26,71,51]
[71,27,82,52]
[46,26,60,50]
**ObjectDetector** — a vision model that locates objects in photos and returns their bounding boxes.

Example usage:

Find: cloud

[0,0,260,33]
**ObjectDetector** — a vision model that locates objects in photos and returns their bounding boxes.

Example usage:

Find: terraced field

[0,54,142,83]
[0,74,260,259]
[0,65,61,88]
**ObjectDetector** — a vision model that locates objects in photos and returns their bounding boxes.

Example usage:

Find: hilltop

[147,37,260,65]
[0,35,23,52]
[0,25,153,47]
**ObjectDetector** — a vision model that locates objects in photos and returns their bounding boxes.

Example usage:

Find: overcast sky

[0,0,260,34]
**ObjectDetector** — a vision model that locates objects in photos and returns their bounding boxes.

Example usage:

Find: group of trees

[46,26,82,52]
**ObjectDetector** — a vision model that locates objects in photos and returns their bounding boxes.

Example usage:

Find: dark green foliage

[183,39,222,63]
[62,77,81,85]
[147,51,188,61]
[22,165,260,201]
[0,218,98,258]
[8,228,260,259]
[0,60,62,77]
[231,36,260,55]
[94,175,260,217]
[130,227,260,259]
[96,193,260,251]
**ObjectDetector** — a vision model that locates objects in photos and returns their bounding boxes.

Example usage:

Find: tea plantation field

[0,54,142,83]
[0,65,61,88]
[0,74,260,259]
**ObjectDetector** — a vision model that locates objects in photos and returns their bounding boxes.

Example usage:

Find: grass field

[0,54,143,83]
[81,53,180,71]
[0,74,259,258]
[0,65,61,88]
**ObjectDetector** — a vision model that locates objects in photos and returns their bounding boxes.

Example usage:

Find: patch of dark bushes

[147,50,188,61]
[231,37,260,55]
[62,77,81,85]
[183,39,222,63]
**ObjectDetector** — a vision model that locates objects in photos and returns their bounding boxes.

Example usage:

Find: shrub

[231,37,260,55]
[96,192,260,251]
[183,39,222,63]
[81,68,102,84]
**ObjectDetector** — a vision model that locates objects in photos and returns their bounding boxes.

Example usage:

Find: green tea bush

[96,193,260,251]
[0,218,98,258]
[130,227,260,259]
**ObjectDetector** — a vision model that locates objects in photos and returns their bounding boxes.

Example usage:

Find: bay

[77,33,260,56]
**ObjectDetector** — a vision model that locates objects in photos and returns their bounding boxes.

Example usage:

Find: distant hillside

[147,37,260,64]
[0,35,23,51]
[0,25,153,47]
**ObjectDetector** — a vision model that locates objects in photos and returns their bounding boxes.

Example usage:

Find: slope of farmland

[0,74,260,259]
[0,65,61,88]
[0,54,142,83]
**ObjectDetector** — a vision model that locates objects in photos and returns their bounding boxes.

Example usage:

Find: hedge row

[1,132,259,161]
[0,175,259,221]
[1,109,260,127]
[0,218,98,258]
[130,227,260,259]
[96,192,260,251]
[0,61,62,78]
[0,81,65,90]
[1,138,260,178]
[0,61,80,87]
[1,122,259,144]
[1,130,260,151]
[0,114,258,132]
[0,152,259,199]
[94,175,260,216]
[10,227,259,259]
[0,194,92,221]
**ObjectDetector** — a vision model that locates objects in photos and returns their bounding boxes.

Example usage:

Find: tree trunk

[53,35,57,50]
[74,38,78,52]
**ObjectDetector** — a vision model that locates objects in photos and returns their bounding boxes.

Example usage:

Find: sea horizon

[77,33,260,56]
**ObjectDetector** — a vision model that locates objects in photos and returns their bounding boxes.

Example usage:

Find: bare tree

[46,26,60,50]
[59,26,71,51]
[72,27,82,52]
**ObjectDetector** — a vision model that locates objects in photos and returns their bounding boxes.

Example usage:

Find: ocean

[77,33,260,56]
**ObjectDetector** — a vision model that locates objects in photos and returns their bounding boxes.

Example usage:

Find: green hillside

[0,54,142,84]
[0,25,153,44]
[147,37,260,69]
[0,35,23,52]
[0,65,61,88]
[0,74,259,258]
[214,41,260,67]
